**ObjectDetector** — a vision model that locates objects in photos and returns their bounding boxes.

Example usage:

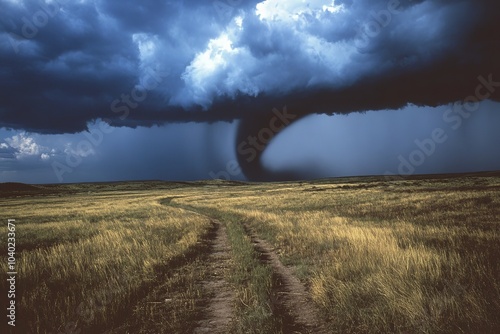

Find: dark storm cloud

[0,0,140,132]
[1,0,498,133]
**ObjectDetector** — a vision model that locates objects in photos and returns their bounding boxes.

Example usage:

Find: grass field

[1,173,499,333]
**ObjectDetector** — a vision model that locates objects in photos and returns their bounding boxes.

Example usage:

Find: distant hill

[0,182,42,192]
[1,171,499,197]
[0,182,55,198]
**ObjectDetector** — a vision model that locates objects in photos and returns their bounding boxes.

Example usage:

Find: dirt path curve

[245,225,330,334]
[194,220,235,334]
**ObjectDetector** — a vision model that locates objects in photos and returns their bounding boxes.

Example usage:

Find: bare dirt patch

[194,220,236,334]
[245,225,329,334]
[104,220,236,334]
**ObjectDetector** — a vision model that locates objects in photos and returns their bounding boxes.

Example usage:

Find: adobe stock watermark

[355,0,404,49]
[6,219,17,328]
[209,106,296,180]
[385,74,500,179]
[2,0,70,54]
[51,66,169,182]
[213,0,243,21]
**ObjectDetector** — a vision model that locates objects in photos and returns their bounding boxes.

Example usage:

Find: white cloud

[5,132,41,159]
[181,33,255,106]
[256,0,344,22]
[179,1,356,106]
[2,132,57,161]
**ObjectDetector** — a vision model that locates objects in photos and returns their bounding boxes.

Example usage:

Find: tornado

[235,65,500,181]
[236,110,305,181]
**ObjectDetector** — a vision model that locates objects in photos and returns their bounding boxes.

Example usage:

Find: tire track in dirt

[194,220,235,334]
[244,224,330,334]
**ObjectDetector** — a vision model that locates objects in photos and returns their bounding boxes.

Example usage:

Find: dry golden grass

[0,190,211,333]
[2,176,499,333]
[173,176,500,333]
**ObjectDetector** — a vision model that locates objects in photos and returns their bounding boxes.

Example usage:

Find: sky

[0,0,499,183]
